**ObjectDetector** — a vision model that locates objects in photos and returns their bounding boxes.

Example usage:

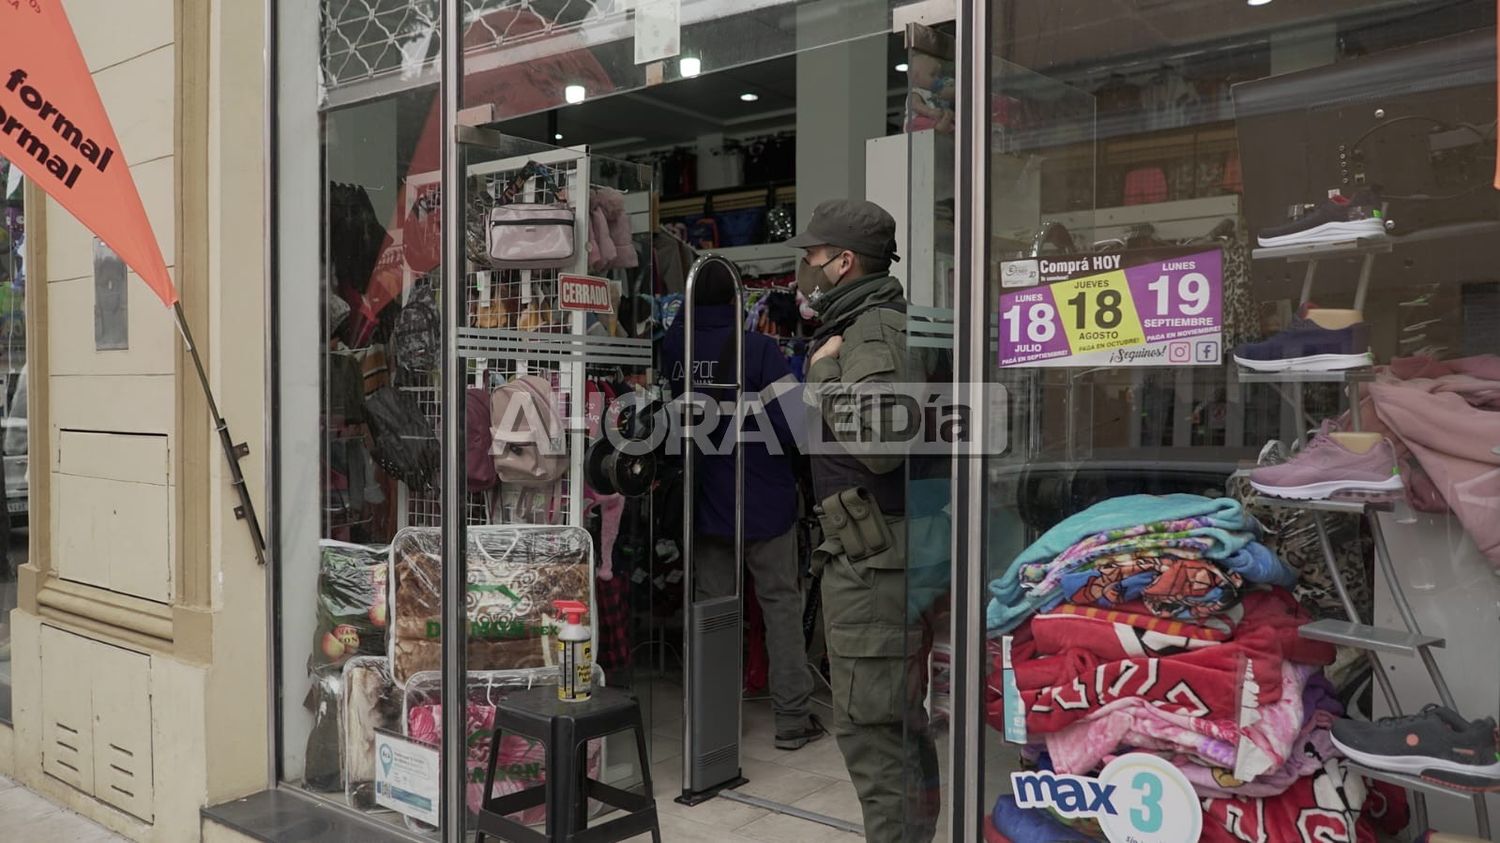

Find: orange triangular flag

[0,2,176,306]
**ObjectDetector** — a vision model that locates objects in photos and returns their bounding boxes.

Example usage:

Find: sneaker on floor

[1331,705,1500,788]
[775,713,827,751]
[1232,317,1373,372]
[1249,430,1401,500]
[1257,190,1387,248]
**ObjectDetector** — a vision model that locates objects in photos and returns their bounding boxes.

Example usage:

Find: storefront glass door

[281,1,993,839]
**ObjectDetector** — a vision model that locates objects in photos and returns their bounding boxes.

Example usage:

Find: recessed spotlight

[1247,0,1272,5]
[680,57,701,78]
[740,92,759,102]
[564,84,586,104]
[895,62,909,73]
[554,133,564,141]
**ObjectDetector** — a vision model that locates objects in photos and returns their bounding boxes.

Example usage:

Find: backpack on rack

[466,387,499,491]
[391,277,440,383]
[364,386,440,492]
[489,375,568,487]
[326,351,366,425]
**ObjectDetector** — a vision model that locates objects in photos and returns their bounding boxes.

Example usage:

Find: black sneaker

[1331,704,1500,789]
[1257,190,1387,248]
[775,714,827,751]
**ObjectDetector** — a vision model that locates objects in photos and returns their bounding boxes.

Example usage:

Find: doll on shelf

[906,53,956,134]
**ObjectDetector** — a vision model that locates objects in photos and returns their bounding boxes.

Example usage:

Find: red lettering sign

[558,274,614,313]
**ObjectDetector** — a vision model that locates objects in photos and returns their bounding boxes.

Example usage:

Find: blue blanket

[987,494,1263,633]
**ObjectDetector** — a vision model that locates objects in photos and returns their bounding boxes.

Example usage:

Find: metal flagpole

[172,302,268,566]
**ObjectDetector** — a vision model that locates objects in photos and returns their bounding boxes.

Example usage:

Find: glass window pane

[277,3,450,827]
[978,2,1499,840]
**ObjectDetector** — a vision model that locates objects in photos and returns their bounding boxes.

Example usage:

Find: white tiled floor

[0,776,130,842]
[627,684,953,843]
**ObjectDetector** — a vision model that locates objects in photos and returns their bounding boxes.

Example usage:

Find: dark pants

[695,528,815,733]
[816,516,940,843]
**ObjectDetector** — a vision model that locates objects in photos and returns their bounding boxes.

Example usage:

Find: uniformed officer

[787,200,939,842]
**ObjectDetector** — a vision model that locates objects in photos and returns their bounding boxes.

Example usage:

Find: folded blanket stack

[984,494,1401,842]
[988,494,1295,634]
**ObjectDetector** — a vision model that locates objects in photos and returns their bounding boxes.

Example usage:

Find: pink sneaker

[1249,432,1403,500]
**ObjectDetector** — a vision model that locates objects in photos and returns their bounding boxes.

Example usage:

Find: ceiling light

[740,92,759,102]
[895,62,909,73]
[564,84,586,104]
[554,133,564,141]
[1247,0,1272,5]
[679,57,701,78]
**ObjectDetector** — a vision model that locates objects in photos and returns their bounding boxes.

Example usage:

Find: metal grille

[320,0,626,94]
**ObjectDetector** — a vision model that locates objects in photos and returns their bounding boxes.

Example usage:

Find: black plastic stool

[474,686,661,843]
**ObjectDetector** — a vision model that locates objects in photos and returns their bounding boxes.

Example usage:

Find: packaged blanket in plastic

[400,667,605,830]
[313,540,389,668]
[340,656,401,809]
[389,525,593,685]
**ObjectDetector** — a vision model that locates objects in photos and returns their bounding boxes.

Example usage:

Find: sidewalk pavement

[0,775,129,842]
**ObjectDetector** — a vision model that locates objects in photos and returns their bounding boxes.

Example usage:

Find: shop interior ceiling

[997,0,1486,74]
[495,36,910,158]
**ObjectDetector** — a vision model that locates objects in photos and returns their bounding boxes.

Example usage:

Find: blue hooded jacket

[660,304,799,540]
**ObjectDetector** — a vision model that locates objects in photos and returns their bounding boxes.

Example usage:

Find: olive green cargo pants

[815,514,940,843]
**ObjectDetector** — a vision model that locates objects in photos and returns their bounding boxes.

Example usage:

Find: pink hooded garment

[1354,355,1500,566]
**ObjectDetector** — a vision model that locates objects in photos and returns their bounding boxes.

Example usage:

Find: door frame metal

[438,0,469,838]
[951,1,989,842]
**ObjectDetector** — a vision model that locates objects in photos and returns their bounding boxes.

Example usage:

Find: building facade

[2,1,1498,842]
[0,1,270,840]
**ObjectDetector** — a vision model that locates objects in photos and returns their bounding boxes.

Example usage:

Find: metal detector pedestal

[681,593,747,802]
[671,256,860,837]
[677,254,748,804]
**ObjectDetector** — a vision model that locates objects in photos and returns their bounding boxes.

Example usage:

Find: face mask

[796,255,839,301]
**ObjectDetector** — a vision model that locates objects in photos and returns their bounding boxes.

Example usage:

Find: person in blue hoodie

[661,262,824,751]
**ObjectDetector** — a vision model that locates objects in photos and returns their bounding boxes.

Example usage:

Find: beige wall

[1,0,269,840]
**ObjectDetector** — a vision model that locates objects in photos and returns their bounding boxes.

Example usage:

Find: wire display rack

[398,145,651,534]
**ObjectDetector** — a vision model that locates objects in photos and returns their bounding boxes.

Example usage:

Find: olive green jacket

[803,273,909,479]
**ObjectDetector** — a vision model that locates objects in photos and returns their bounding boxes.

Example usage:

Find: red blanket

[1014,589,1332,734]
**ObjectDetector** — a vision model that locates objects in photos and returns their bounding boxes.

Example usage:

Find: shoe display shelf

[1255,495,1493,836]
[1233,369,1376,385]
[1229,367,1373,450]
[1250,219,1500,312]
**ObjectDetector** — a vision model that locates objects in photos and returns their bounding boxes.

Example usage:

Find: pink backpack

[489,375,567,486]
[465,388,498,490]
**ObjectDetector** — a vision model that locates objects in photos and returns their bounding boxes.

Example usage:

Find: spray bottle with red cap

[553,599,592,702]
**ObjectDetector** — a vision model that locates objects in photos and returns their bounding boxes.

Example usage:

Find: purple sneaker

[1250,431,1403,500]
[1233,317,1373,372]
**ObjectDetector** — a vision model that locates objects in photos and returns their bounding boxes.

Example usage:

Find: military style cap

[785,199,901,263]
